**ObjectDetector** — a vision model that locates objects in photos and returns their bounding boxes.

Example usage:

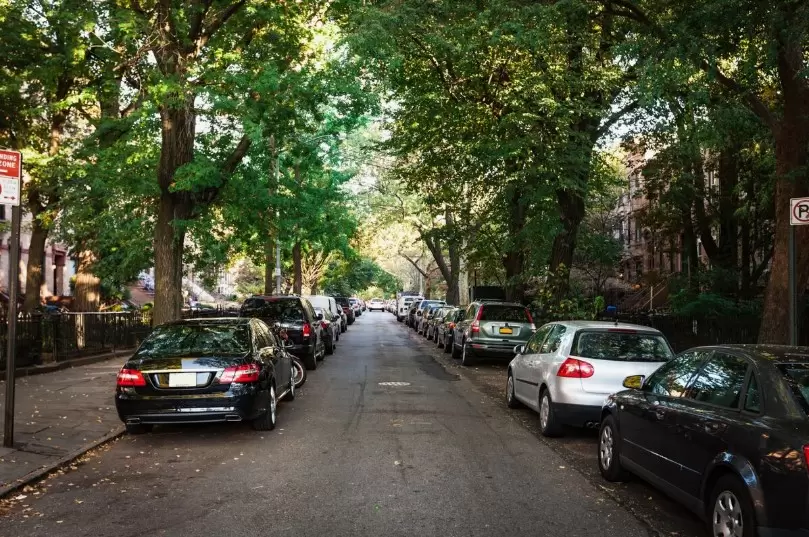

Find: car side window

[744,373,761,413]
[466,305,477,319]
[527,325,552,354]
[540,325,566,353]
[644,351,709,397]
[686,352,749,409]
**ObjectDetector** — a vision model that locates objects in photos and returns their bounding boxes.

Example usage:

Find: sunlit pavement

[0,312,679,537]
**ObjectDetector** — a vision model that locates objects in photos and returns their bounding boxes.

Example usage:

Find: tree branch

[400,253,429,278]
[195,0,247,55]
[596,99,639,138]
[404,32,462,103]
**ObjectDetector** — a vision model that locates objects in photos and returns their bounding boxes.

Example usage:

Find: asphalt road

[0,312,683,537]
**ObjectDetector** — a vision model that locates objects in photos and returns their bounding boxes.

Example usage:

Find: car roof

[544,320,665,333]
[692,344,809,362]
[163,317,251,327]
[473,301,524,307]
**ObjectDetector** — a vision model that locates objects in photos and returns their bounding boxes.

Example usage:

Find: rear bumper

[467,341,521,359]
[551,402,602,427]
[116,389,261,425]
[288,341,317,359]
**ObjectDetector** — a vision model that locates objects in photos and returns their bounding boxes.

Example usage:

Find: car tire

[326,338,335,355]
[461,342,475,366]
[444,336,452,354]
[506,372,521,409]
[538,389,563,437]
[252,384,277,431]
[709,475,756,537]
[436,333,442,348]
[282,366,296,401]
[303,350,317,370]
[598,415,629,481]
[397,315,403,322]
[451,339,461,359]
[125,423,153,435]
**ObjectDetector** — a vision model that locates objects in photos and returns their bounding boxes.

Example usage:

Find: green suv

[451,300,535,366]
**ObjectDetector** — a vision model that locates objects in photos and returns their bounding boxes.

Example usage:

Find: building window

[0,205,5,221]
[634,223,642,243]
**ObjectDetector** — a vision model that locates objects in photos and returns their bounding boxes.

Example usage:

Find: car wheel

[444,336,452,354]
[253,384,277,431]
[710,475,755,537]
[436,333,442,348]
[538,389,563,437]
[326,338,334,355]
[283,365,296,401]
[461,342,475,366]
[506,372,522,409]
[396,315,403,322]
[303,350,317,370]
[125,423,153,435]
[451,339,461,359]
[598,415,629,481]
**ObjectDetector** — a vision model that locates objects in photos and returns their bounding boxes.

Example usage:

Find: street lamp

[272,133,336,295]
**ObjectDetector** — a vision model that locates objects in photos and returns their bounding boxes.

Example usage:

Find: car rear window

[777,362,809,415]
[479,305,529,323]
[573,331,673,362]
[241,299,304,322]
[136,324,250,358]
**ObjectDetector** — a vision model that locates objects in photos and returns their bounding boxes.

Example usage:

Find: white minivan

[305,295,345,334]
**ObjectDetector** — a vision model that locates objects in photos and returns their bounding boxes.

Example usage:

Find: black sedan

[115,318,294,434]
[598,344,809,537]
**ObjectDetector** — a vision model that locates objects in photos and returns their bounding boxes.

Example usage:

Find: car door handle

[654,408,666,420]
[705,422,727,434]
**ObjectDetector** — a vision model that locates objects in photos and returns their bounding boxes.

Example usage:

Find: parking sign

[0,150,21,206]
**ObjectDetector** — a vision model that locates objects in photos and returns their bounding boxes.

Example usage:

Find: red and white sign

[791,197,809,226]
[0,149,21,206]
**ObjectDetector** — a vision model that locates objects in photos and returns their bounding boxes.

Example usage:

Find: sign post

[1,149,22,448]
[789,197,809,346]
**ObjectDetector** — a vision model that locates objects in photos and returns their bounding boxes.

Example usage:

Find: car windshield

[242,299,304,322]
[573,331,673,362]
[479,305,529,323]
[135,324,250,358]
[777,362,809,415]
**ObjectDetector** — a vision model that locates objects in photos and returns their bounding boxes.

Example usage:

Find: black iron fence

[0,311,154,371]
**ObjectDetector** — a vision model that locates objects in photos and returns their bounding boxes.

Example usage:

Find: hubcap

[540,395,549,429]
[713,491,744,537]
[270,387,276,423]
[600,425,613,469]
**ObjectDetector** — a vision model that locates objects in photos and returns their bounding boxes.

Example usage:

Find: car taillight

[321,321,328,330]
[471,321,480,334]
[449,322,455,329]
[804,445,809,474]
[219,364,260,384]
[557,357,595,378]
[302,323,311,338]
[525,308,534,324]
[117,368,146,387]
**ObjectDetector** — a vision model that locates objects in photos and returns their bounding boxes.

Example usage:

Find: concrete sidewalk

[0,353,132,495]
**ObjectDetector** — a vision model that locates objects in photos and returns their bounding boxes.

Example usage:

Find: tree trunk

[151,100,196,326]
[23,213,48,312]
[73,251,100,312]
[548,188,586,301]
[758,126,809,343]
[264,236,275,295]
[292,241,302,295]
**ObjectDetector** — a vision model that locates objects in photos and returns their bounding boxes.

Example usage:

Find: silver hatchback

[506,321,673,437]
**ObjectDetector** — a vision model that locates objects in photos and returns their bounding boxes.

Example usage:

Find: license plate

[169,372,197,387]
[499,327,513,335]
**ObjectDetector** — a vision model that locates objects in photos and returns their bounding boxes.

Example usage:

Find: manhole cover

[378,382,411,386]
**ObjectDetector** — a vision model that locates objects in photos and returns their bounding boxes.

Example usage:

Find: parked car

[397,296,422,322]
[240,295,325,370]
[313,307,338,355]
[306,295,345,334]
[334,296,355,326]
[411,299,445,330]
[425,306,453,341]
[349,297,362,317]
[418,304,443,336]
[368,298,385,311]
[387,299,396,313]
[452,300,534,366]
[436,307,464,353]
[507,320,673,436]
[598,344,809,537]
[115,318,294,433]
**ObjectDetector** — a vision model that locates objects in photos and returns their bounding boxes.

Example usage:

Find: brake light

[449,322,455,329]
[302,323,311,338]
[219,364,260,384]
[471,321,480,334]
[557,357,595,378]
[804,445,809,474]
[608,328,637,333]
[321,321,328,330]
[525,308,534,323]
[117,368,146,387]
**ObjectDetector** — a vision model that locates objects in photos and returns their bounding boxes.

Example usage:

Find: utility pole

[264,135,276,295]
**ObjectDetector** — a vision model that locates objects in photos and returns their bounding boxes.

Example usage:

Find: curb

[2,348,135,380]
[0,426,126,499]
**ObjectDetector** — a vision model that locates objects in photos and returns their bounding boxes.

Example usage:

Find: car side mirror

[260,346,276,358]
[622,375,645,390]
[513,345,525,355]
[316,313,323,320]
[417,311,422,316]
